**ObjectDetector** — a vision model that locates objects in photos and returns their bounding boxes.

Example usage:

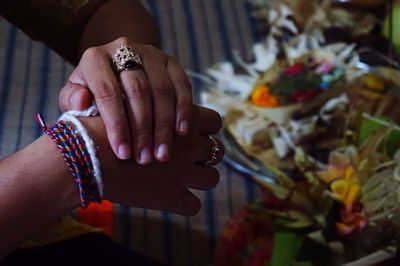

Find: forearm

[0,0,159,65]
[0,136,80,257]
[78,0,161,57]
[0,0,109,65]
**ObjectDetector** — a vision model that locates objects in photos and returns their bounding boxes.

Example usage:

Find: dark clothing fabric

[1,233,165,266]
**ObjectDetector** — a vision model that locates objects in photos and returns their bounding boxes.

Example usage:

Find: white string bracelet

[58,105,104,198]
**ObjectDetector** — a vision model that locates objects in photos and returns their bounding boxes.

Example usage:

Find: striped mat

[0,1,261,265]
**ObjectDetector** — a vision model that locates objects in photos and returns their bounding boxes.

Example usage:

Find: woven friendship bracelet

[58,121,101,204]
[36,113,101,208]
[58,105,103,197]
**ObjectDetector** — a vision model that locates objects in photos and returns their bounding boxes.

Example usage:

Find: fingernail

[118,143,131,160]
[179,120,188,135]
[71,90,83,110]
[156,143,169,161]
[139,147,152,165]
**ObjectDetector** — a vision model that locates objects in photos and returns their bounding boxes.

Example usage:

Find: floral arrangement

[251,60,343,107]
[215,113,400,266]
[197,0,371,165]
[200,1,400,266]
[198,0,399,165]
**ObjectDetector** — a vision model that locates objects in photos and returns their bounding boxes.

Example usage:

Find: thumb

[59,82,93,112]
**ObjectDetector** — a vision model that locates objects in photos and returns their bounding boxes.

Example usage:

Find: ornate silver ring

[113,45,143,72]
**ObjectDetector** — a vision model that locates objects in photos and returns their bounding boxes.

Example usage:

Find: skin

[0,1,222,257]
[61,38,193,164]
[0,105,222,258]
[57,0,194,164]
[0,0,194,164]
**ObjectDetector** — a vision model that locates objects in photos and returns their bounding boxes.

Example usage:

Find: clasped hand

[80,105,222,216]
[59,37,193,164]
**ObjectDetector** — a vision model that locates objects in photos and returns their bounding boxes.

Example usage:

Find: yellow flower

[316,147,367,236]
[364,74,385,92]
[317,163,355,184]
[318,162,360,213]
[330,179,360,208]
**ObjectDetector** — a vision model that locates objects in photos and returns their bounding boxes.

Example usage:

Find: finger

[120,69,153,165]
[80,47,132,160]
[185,166,220,190]
[144,56,176,162]
[59,82,93,112]
[169,190,201,216]
[166,58,193,135]
[192,105,223,135]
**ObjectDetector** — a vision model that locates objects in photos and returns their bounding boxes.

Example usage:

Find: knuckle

[124,78,149,100]
[134,121,152,138]
[108,119,126,134]
[115,36,130,46]
[211,111,223,130]
[154,83,175,99]
[176,76,192,91]
[82,47,103,60]
[93,83,120,101]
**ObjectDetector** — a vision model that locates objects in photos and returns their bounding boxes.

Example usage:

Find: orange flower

[336,212,367,236]
[251,85,280,107]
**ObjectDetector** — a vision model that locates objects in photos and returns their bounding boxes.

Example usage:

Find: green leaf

[359,115,400,156]
[271,218,304,266]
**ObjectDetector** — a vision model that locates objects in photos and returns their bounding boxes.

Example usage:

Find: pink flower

[316,60,335,74]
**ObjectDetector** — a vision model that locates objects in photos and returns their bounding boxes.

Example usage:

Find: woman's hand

[81,105,222,216]
[59,37,193,164]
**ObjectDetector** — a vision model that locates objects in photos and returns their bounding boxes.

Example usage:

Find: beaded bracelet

[36,113,101,208]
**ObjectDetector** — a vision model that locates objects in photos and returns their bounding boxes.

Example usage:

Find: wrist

[0,135,81,255]
[29,136,82,212]
[37,111,104,208]
[78,0,161,57]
